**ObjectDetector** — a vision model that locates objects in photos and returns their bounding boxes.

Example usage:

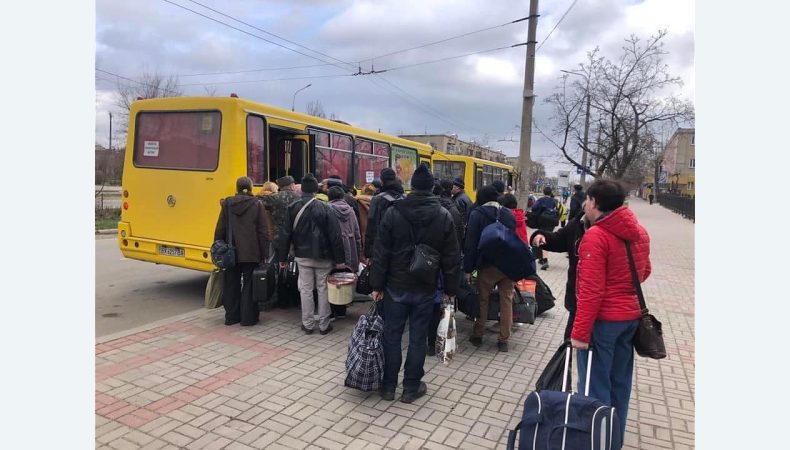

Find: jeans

[222,262,258,326]
[473,265,514,342]
[382,287,434,392]
[295,257,332,331]
[576,319,640,445]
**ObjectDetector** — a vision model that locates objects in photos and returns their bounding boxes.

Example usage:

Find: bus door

[419,155,431,169]
[269,131,308,183]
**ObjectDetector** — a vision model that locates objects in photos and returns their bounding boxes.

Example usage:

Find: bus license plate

[159,245,185,257]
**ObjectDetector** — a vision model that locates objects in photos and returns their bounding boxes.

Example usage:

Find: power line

[95,68,183,96]
[178,63,335,77]
[178,73,354,87]
[160,0,353,72]
[371,43,526,74]
[358,16,531,63]
[537,0,579,51]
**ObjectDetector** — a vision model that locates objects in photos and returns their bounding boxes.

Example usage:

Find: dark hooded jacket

[370,191,461,295]
[330,199,362,269]
[569,189,586,219]
[438,196,464,247]
[571,206,651,343]
[363,180,405,258]
[530,210,586,312]
[277,193,345,264]
[453,190,473,221]
[214,194,270,264]
[462,203,517,274]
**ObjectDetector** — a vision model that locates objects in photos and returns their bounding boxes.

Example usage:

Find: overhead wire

[95,68,183,96]
[537,0,579,51]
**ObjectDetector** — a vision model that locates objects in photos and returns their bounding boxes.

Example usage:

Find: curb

[96,229,117,235]
[97,306,215,344]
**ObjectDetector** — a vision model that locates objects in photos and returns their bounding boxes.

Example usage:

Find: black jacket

[462,204,517,274]
[530,211,587,311]
[453,190,473,221]
[439,196,465,247]
[363,181,405,258]
[214,194,270,264]
[277,193,345,264]
[569,190,585,219]
[344,193,361,224]
[370,191,461,295]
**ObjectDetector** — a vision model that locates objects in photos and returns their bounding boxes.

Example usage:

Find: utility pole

[517,0,539,207]
[108,111,113,151]
[580,80,591,184]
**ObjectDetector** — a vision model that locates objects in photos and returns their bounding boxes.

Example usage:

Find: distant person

[269,176,301,264]
[571,179,652,445]
[256,181,279,251]
[558,197,569,227]
[371,178,383,194]
[214,176,271,326]
[277,173,346,335]
[647,186,654,205]
[569,184,585,219]
[435,180,465,247]
[498,193,528,245]
[364,168,405,261]
[562,189,570,204]
[529,186,560,270]
[327,175,360,223]
[451,177,473,221]
[356,183,377,253]
[463,185,517,352]
[328,186,362,320]
[371,164,460,403]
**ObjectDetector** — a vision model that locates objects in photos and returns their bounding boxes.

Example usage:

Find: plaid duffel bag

[345,303,385,391]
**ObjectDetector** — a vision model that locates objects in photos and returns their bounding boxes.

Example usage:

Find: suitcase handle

[564,341,594,395]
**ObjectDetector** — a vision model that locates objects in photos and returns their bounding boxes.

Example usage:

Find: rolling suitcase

[252,263,276,309]
[507,344,622,450]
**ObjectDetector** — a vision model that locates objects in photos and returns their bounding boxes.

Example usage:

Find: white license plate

[159,245,185,257]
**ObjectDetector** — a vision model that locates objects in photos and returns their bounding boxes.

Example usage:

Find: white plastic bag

[435,296,456,364]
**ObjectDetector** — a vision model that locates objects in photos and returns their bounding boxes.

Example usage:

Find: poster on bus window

[392,146,417,190]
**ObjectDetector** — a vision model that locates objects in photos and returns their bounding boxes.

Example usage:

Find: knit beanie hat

[301,173,319,193]
[326,177,344,188]
[439,179,454,196]
[411,164,434,191]
[276,176,294,188]
[452,177,465,189]
[492,180,505,194]
[476,185,500,205]
[380,168,397,184]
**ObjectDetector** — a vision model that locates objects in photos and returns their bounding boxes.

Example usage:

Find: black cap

[492,180,505,194]
[301,173,319,193]
[452,177,465,189]
[380,168,397,184]
[276,176,294,188]
[411,164,434,191]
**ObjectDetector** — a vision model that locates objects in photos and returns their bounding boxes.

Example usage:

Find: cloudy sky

[95,0,694,179]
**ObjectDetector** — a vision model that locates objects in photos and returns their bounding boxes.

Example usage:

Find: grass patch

[96,208,121,230]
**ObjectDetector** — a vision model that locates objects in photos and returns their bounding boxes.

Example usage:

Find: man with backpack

[363,168,404,262]
[463,185,519,352]
[370,164,461,403]
[528,186,561,270]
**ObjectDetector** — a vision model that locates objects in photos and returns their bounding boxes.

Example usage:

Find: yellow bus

[430,154,516,203]
[118,95,439,272]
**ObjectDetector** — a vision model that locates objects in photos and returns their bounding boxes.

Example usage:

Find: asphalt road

[95,234,207,338]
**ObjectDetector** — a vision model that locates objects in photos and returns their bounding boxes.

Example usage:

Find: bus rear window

[133,111,221,171]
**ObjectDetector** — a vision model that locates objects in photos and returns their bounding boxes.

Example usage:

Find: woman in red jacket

[497,193,528,244]
[571,180,651,445]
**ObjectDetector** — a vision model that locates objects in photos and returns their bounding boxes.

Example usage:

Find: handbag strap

[624,241,648,314]
[225,198,234,246]
[394,203,425,246]
[293,197,316,231]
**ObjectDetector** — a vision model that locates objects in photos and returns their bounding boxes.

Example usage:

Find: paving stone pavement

[96,198,694,449]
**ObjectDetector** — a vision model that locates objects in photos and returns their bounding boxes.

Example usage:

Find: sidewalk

[96,199,694,450]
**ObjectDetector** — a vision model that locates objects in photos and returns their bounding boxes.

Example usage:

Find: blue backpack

[477,207,536,281]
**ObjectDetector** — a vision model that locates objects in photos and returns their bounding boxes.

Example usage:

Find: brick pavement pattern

[96,198,694,449]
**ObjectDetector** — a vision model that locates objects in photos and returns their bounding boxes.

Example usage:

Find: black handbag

[356,263,373,295]
[210,200,236,269]
[395,205,440,285]
[625,241,667,359]
[535,341,573,392]
[512,289,536,325]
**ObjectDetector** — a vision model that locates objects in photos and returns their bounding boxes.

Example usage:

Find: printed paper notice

[365,171,374,183]
[143,141,160,157]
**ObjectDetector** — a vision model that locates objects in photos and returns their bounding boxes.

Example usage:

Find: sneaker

[320,324,334,335]
[301,324,314,335]
[400,382,427,404]
[540,262,549,270]
[469,336,482,347]
[497,341,509,352]
[379,388,395,401]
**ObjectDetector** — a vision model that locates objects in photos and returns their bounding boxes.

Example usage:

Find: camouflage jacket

[262,189,300,250]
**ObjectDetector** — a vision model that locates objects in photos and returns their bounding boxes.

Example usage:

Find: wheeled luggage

[456,281,536,324]
[252,262,277,309]
[507,345,622,450]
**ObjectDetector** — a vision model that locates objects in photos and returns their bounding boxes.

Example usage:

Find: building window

[687,181,694,190]
[691,135,695,145]
[689,158,695,169]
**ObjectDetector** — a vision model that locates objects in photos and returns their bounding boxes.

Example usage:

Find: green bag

[204,270,224,309]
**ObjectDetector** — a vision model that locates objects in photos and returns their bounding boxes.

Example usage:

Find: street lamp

[561,69,591,184]
[291,83,312,112]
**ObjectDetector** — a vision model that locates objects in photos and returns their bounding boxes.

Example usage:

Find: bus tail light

[120,230,126,238]
[122,239,128,246]
[123,190,129,198]
[123,202,129,210]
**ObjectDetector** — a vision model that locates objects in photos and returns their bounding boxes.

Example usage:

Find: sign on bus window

[391,146,417,190]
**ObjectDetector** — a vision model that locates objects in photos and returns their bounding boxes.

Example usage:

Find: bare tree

[306,100,326,118]
[203,85,218,96]
[545,31,694,180]
[114,71,183,136]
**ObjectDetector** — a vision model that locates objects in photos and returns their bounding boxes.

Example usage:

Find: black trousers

[426,303,442,349]
[563,307,576,340]
[223,262,259,326]
[532,226,555,261]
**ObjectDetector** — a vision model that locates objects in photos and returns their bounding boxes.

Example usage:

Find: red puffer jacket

[513,208,528,244]
[571,206,651,343]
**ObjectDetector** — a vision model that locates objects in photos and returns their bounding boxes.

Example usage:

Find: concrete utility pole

[108,111,113,151]
[517,0,539,206]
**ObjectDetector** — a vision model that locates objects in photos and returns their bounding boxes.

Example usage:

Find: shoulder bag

[394,205,440,285]
[625,241,667,359]
[210,200,237,269]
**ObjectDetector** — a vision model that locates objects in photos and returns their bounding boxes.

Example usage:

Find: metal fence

[657,193,695,222]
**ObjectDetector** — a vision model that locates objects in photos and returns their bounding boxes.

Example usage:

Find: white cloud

[473,56,519,85]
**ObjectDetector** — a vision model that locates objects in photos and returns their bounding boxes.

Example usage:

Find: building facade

[398,134,508,163]
[661,128,695,197]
